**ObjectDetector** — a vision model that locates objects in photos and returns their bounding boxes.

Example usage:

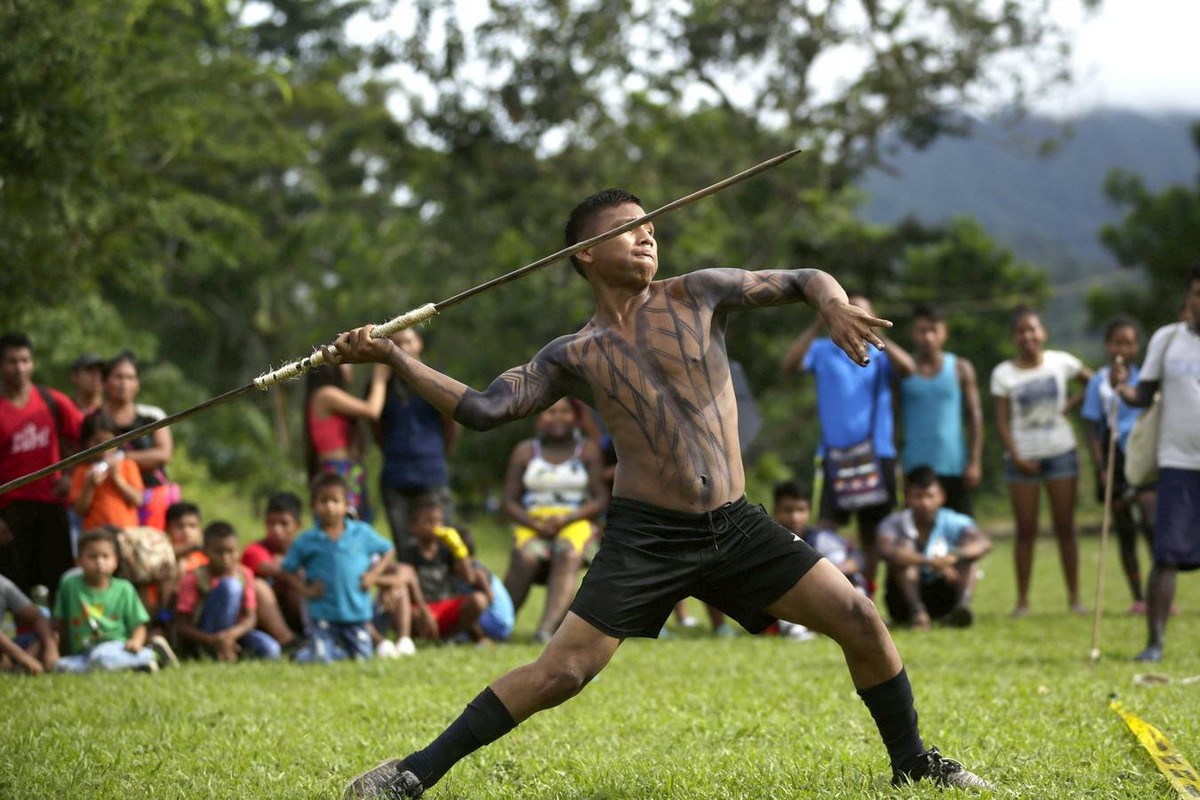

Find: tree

[1089,122,1200,331]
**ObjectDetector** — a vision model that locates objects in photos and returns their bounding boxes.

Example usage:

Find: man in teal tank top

[898,305,984,515]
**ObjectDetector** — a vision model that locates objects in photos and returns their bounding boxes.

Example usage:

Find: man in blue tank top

[898,305,984,516]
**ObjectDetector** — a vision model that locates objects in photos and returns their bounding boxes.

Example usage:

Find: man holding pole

[335,188,991,796]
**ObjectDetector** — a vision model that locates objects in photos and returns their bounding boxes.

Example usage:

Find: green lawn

[2,531,1198,799]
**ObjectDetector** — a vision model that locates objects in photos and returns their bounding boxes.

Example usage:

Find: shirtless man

[337,188,991,796]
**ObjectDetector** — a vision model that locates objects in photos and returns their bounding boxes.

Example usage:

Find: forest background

[3,0,1199,513]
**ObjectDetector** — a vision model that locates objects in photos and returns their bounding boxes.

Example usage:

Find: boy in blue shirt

[283,473,395,663]
[876,467,992,629]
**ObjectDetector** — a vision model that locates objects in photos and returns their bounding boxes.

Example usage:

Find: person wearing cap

[70,354,106,414]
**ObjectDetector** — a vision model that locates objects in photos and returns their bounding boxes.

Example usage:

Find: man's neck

[2,380,31,404]
[915,349,944,374]
[589,281,654,328]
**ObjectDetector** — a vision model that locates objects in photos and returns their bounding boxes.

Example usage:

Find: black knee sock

[405,686,517,789]
[857,667,925,776]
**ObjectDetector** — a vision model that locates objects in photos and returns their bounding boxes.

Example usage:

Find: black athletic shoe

[893,747,993,791]
[342,759,425,799]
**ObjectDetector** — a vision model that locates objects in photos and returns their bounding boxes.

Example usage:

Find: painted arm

[332,326,565,432]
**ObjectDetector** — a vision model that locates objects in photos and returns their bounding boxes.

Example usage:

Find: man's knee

[534,658,594,702]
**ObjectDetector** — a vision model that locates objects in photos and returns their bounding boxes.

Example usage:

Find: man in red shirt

[0,333,84,598]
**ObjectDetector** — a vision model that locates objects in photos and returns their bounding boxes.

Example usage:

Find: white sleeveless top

[522,439,589,510]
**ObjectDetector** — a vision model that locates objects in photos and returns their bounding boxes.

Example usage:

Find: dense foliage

[2,0,1099,499]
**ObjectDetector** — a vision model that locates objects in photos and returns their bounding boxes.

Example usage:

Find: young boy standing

[283,474,394,663]
[174,522,281,661]
[52,528,176,673]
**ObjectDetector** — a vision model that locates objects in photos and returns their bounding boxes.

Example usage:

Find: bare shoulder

[676,267,814,308]
[956,354,978,381]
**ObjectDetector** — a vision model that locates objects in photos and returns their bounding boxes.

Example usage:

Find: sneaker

[396,636,416,656]
[894,747,993,791]
[1134,645,1164,663]
[712,623,738,638]
[149,635,179,669]
[342,759,424,799]
[375,639,400,660]
[678,615,700,629]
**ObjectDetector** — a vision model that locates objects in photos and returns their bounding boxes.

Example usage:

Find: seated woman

[502,398,609,644]
[304,362,388,521]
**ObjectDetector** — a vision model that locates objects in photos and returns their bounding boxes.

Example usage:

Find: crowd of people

[1,265,1198,677]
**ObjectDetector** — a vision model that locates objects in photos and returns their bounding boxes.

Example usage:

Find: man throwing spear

[336,188,992,797]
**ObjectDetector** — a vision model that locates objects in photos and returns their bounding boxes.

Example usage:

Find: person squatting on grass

[336,188,993,796]
[876,467,993,630]
[1112,262,1200,663]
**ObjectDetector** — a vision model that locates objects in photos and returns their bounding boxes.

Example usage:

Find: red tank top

[307,405,352,456]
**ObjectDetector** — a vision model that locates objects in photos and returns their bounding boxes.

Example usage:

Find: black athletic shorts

[570,496,823,639]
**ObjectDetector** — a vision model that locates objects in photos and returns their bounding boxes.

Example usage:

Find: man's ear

[575,246,594,266]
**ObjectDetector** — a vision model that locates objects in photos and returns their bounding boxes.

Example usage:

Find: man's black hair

[1103,314,1140,342]
[165,501,201,525]
[0,332,33,357]
[911,303,945,324]
[563,188,642,278]
[203,521,238,547]
[266,491,303,521]
[904,465,940,490]
[773,480,811,506]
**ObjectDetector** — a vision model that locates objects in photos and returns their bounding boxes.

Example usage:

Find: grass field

[2,528,1198,799]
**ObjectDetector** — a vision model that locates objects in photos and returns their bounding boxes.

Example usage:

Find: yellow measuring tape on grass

[1111,698,1200,798]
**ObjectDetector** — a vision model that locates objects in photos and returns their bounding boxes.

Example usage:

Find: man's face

[773,497,810,535]
[79,540,118,584]
[204,536,240,576]
[71,365,104,397]
[0,346,33,392]
[104,360,139,404]
[167,514,203,550]
[313,486,349,529]
[906,482,944,524]
[410,506,445,542]
[910,317,947,357]
[265,511,300,548]
[576,203,657,286]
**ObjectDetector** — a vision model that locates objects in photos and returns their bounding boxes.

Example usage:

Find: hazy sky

[1046,0,1200,113]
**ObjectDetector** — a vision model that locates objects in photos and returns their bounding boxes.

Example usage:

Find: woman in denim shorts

[991,306,1094,617]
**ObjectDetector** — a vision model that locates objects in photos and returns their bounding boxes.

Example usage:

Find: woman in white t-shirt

[991,306,1093,617]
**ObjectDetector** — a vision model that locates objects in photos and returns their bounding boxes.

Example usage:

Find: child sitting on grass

[241,491,308,649]
[0,574,58,674]
[53,528,176,673]
[165,501,207,575]
[283,473,395,663]
[398,498,492,644]
[68,411,143,531]
[174,522,281,661]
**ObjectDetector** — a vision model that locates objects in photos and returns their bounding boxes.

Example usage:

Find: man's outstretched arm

[695,267,892,367]
[332,325,563,431]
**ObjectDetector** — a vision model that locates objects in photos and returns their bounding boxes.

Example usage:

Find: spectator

[990,306,1093,617]
[1081,316,1155,614]
[52,528,176,673]
[69,353,105,414]
[782,294,915,590]
[0,573,58,674]
[282,473,394,663]
[68,411,144,531]
[377,329,460,550]
[898,304,984,515]
[876,467,992,629]
[165,501,207,575]
[0,332,84,598]
[304,362,389,522]
[399,497,491,645]
[773,480,866,594]
[502,398,609,644]
[174,522,280,661]
[241,491,307,649]
[100,351,176,530]
[1113,263,1200,663]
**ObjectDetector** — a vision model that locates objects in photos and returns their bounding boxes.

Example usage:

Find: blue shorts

[1004,449,1078,484]
[294,620,373,663]
[1154,468,1200,571]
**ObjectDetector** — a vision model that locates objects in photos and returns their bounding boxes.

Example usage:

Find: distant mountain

[856,109,1198,352]
[859,109,1198,275]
